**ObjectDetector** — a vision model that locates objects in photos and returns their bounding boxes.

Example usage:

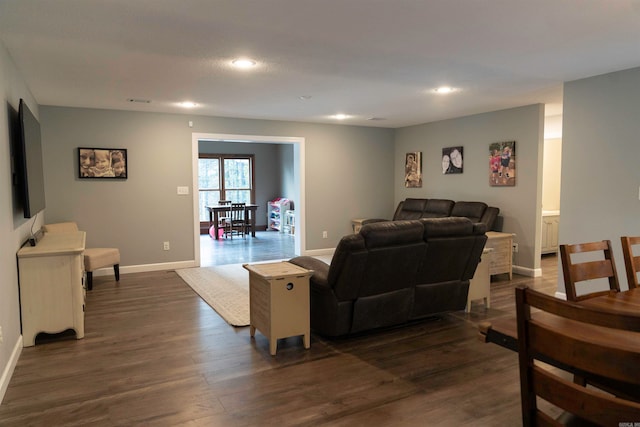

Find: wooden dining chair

[621,236,640,289]
[225,202,246,239]
[515,286,640,426]
[559,240,621,302]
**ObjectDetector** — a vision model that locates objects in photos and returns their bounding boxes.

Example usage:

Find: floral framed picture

[78,147,127,179]
[489,141,515,186]
[404,151,422,188]
[442,146,463,174]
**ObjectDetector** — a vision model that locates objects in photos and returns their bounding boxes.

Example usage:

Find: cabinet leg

[303,333,310,349]
[269,339,277,356]
[250,325,256,337]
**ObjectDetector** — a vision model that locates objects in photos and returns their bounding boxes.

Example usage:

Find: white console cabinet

[17,231,86,347]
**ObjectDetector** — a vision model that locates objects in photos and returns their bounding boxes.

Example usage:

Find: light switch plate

[177,186,189,195]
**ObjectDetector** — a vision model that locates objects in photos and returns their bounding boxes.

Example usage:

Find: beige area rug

[176,256,332,327]
[176,263,251,327]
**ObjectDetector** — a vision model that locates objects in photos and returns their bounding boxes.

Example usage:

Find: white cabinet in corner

[17,231,86,347]
[541,212,560,255]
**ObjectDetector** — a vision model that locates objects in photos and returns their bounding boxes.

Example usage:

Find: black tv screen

[18,99,46,218]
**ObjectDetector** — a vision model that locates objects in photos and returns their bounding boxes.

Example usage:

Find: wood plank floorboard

[0,235,559,426]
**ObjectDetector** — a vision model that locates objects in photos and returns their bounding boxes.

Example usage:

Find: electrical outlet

[163,241,170,251]
[322,231,328,239]
[0,326,3,344]
[512,243,519,253]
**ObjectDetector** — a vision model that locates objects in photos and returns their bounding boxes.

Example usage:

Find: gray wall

[394,104,545,272]
[39,106,396,267]
[278,144,296,208]
[559,66,640,292]
[0,42,43,400]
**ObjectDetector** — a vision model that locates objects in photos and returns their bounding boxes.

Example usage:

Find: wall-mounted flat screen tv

[17,98,46,218]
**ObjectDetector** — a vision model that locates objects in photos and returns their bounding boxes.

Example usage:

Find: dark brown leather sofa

[289,217,487,337]
[364,198,501,231]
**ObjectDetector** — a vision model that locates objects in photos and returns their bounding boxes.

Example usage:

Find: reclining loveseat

[289,217,487,337]
[364,198,501,231]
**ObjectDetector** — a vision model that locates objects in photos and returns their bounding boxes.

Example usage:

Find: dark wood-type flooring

[0,232,560,426]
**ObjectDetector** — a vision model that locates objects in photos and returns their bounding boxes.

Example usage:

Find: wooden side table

[352,218,366,234]
[466,248,493,312]
[485,231,514,279]
[243,261,314,355]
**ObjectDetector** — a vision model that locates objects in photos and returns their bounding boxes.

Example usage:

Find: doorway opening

[191,132,305,267]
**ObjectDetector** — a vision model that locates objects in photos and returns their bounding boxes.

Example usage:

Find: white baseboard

[91,260,198,277]
[555,291,567,300]
[0,335,23,405]
[512,264,542,277]
[302,248,335,257]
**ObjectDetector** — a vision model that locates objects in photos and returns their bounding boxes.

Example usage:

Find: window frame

[198,153,255,232]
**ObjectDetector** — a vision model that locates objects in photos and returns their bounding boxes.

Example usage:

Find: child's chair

[42,222,120,290]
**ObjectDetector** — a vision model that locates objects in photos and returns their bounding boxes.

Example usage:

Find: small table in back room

[207,203,259,240]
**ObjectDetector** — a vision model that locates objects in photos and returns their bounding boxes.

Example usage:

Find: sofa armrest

[361,218,390,226]
[480,207,500,230]
[289,256,330,288]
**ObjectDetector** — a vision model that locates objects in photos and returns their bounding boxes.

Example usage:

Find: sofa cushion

[393,198,426,220]
[422,199,454,218]
[360,220,425,248]
[450,201,488,223]
[359,220,425,299]
[420,216,474,237]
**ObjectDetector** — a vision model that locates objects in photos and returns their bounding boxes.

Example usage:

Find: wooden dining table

[207,204,259,240]
[478,288,640,352]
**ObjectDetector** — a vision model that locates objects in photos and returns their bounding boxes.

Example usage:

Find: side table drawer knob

[286,283,294,290]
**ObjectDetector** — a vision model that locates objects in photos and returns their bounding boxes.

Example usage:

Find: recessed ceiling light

[299,95,312,100]
[178,101,198,108]
[331,114,350,120]
[127,98,151,104]
[433,86,458,94]
[231,58,257,69]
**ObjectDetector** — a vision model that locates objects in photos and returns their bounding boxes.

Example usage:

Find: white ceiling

[1,1,640,128]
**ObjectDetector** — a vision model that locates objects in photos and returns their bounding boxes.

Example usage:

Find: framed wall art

[404,151,422,188]
[442,146,463,174]
[489,141,515,186]
[78,147,127,179]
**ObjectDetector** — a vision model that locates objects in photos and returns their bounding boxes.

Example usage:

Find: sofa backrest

[358,220,426,296]
[450,201,488,223]
[416,217,488,284]
[328,234,368,301]
[391,198,499,230]
[422,199,455,218]
[393,198,427,220]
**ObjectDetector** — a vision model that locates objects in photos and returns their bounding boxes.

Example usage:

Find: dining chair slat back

[515,286,640,426]
[559,240,621,302]
[621,236,640,289]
